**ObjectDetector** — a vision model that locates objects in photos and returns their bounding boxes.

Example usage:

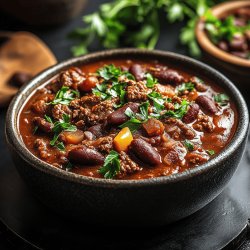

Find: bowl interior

[6,49,249,187]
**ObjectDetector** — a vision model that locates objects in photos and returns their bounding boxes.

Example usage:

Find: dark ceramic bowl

[5,49,249,226]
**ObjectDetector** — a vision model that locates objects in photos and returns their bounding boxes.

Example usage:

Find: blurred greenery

[69,0,226,57]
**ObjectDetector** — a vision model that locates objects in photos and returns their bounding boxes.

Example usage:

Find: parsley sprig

[98,150,120,179]
[177,82,195,93]
[214,93,229,106]
[49,86,80,105]
[45,114,77,150]
[69,0,222,57]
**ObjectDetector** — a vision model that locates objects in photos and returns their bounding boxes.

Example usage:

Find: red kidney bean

[84,131,95,140]
[33,117,53,133]
[130,138,161,165]
[129,64,145,81]
[88,124,103,138]
[78,76,98,92]
[229,36,248,52]
[9,72,32,87]
[190,76,207,92]
[196,95,218,114]
[107,102,140,125]
[152,69,184,85]
[218,41,229,52]
[68,146,104,165]
[182,103,200,124]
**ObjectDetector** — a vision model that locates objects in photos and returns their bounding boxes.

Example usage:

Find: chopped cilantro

[49,86,79,105]
[214,93,229,106]
[55,141,65,151]
[98,150,120,179]
[177,82,195,93]
[163,99,189,119]
[45,114,77,148]
[207,149,215,156]
[33,126,38,135]
[145,73,158,88]
[184,139,194,151]
[147,91,166,112]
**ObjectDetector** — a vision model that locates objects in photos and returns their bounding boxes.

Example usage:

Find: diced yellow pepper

[113,127,133,152]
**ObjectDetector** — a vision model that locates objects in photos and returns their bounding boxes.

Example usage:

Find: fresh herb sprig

[99,150,120,179]
[45,114,77,150]
[69,0,225,57]
[214,93,229,106]
[184,139,194,151]
[177,82,195,93]
[49,86,80,105]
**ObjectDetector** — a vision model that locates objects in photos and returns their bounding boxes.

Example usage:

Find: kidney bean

[78,76,98,92]
[68,146,104,165]
[129,64,145,81]
[9,72,32,87]
[152,69,184,85]
[190,76,207,92]
[196,95,218,114]
[218,41,229,52]
[33,117,53,133]
[84,131,95,140]
[88,124,103,138]
[130,138,161,165]
[107,102,140,125]
[182,103,200,124]
[229,36,248,52]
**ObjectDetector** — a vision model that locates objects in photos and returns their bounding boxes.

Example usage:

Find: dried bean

[182,103,200,124]
[68,146,104,165]
[107,103,140,125]
[129,64,144,81]
[33,117,53,133]
[152,69,184,85]
[130,138,161,165]
[88,124,103,138]
[196,95,218,114]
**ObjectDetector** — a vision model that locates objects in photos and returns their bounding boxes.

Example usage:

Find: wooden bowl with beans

[196,1,250,87]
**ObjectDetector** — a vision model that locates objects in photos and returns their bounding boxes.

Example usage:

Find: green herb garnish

[147,91,167,113]
[45,114,77,149]
[69,0,221,57]
[184,139,194,151]
[49,86,79,105]
[207,149,215,155]
[163,99,189,119]
[214,93,229,106]
[99,150,120,179]
[177,82,195,93]
[145,73,158,88]
[33,126,38,135]
[119,102,150,132]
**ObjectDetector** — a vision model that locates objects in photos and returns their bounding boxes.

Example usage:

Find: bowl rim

[5,48,249,188]
[195,0,250,68]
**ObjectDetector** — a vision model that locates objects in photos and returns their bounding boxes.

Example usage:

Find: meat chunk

[153,84,175,97]
[52,104,72,120]
[91,136,114,154]
[119,151,142,175]
[186,152,209,165]
[193,114,214,132]
[126,81,149,102]
[31,94,54,115]
[165,118,196,140]
[34,138,50,159]
[59,67,85,90]
[142,118,164,137]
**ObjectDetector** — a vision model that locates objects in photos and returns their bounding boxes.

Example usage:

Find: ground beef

[34,138,50,159]
[186,152,209,165]
[193,114,214,132]
[119,151,142,175]
[165,118,196,140]
[126,80,149,102]
[91,136,114,154]
[31,94,54,115]
[80,95,101,107]
[59,67,85,90]
[52,104,72,120]
[190,76,208,92]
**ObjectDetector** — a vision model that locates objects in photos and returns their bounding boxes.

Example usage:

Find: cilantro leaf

[184,140,194,151]
[207,149,215,156]
[163,99,189,119]
[214,93,229,106]
[177,82,195,93]
[99,150,120,179]
[145,73,158,88]
[147,91,166,112]
[49,86,79,105]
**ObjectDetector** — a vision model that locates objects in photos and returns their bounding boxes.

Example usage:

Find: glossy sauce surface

[19,59,238,180]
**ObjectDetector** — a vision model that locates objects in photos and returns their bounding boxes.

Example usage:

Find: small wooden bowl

[195,1,250,88]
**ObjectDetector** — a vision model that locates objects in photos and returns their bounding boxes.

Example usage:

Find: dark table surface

[1,1,250,249]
